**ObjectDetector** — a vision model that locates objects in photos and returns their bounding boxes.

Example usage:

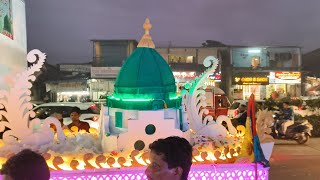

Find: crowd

[1,136,192,180]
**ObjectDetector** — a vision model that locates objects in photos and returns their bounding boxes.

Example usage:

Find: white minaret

[0,0,27,90]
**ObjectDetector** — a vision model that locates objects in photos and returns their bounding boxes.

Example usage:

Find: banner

[91,67,121,78]
[0,0,13,39]
[269,71,301,84]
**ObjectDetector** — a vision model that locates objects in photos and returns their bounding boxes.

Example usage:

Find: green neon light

[169,96,180,100]
[109,96,120,100]
[122,98,153,102]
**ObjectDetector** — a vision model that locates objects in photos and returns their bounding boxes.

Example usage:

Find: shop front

[231,71,301,100]
[45,80,89,102]
[173,71,196,92]
[267,71,301,98]
[205,71,222,88]
[90,67,120,101]
[231,72,269,100]
[230,46,302,101]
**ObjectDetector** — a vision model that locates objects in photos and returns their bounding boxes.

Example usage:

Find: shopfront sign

[269,71,301,84]
[173,71,196,79]
[232,72,269,85]
[208,73,221,82]
[46,81,87,92]
[59,64,91,73]
[91,67,121,78]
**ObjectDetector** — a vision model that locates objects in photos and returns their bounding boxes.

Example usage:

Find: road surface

[269,138,320,180]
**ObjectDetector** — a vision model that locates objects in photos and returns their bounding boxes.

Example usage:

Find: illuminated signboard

[91,67,121,78]
[232,72,269,85]
[269,71,301,84]
[208,73,221,82]
[173,71,196,79]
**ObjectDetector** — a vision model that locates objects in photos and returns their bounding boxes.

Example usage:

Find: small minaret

[137,18,155,48]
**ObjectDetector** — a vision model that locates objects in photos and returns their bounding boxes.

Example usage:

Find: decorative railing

[48,163,268,180]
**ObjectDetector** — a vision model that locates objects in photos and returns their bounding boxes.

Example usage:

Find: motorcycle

[271,112,313,144]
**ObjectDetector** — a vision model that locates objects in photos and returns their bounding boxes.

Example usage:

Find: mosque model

[101,18,189,153]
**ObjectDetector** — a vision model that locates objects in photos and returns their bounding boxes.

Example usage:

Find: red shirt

[68,121,90,133]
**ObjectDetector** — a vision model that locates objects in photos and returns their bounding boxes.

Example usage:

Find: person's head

[1,149,50,180]
[238,104,247,113]
[145,136,193,180]
[52,112,63,123]
[70,106,81,122]
[283,102,290,109]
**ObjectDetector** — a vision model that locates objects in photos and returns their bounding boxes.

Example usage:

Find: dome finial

[137,18,155,48]
[143,18,152,35]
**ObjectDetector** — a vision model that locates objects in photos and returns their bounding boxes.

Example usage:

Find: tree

[201,40,227,47]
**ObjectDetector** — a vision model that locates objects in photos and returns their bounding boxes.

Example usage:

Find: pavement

[269,137,320,180]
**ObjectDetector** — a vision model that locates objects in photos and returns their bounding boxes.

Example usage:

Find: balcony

[232,66,301,72]
[169,63,206,72]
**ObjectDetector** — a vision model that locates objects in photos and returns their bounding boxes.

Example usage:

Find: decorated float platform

[0,17,273,180]
[48,163,268,180]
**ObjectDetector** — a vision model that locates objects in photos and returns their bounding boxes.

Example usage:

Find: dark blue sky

[26,0,320,64]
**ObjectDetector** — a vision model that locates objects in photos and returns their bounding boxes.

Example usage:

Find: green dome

[114,47,176,94]
[107,47,181,110]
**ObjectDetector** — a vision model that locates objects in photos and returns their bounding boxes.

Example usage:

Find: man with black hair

[67,106,90,133]
[145,136,193,180]
[1,149,50,180]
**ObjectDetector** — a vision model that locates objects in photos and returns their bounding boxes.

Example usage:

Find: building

[156,47,230,93]
[228,46,302,100]
[44,63,91,102]
[92,39,137,67]
[0,0,27,90]
[302,48,320,96]
[90,40,138,100]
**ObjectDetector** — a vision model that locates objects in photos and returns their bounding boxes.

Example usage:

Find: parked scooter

[271,112,313,144]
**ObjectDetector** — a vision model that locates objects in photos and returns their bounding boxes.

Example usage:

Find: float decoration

[182,56,237,138]
[236,94,270,167]
[0,18,271,179]
[0,49,65,147]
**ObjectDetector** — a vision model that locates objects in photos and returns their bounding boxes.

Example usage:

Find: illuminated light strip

[122,99,153,102]
[49,163,269,179]
[109,96,120,100]
[109,96,153,102]
[169,96,180,100]
[248,49,261,53]
[111,96,180,101]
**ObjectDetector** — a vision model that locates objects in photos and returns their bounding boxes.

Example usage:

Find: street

[269,137,320,180]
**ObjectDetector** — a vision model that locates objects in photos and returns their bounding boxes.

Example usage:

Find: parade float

[0,10,273,179]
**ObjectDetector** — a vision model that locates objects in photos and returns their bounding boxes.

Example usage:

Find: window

[186,56,194,63]
[115,112,123,128]
[168,55,194,63]
[34,107,55,119]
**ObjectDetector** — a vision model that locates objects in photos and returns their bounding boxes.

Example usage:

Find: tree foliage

[201,40,227,47]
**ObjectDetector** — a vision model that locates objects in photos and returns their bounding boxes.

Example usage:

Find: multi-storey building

[89,40,138,100]
[156,47,230,93]
[228,46,302,100]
